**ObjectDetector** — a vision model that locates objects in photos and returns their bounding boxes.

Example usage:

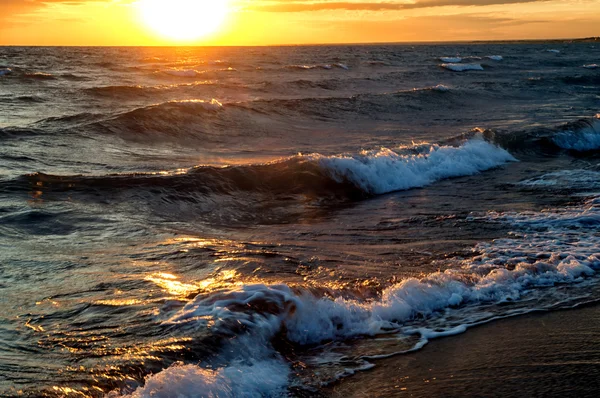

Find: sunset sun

[138,0,229,41]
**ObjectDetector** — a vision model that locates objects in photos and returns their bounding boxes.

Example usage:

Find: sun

[138,0,229,42]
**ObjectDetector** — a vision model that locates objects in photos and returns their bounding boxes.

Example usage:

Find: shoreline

[325,303,600,397]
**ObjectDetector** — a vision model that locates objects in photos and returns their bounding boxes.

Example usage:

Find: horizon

[1,36,598,48]
[1,1,599,46]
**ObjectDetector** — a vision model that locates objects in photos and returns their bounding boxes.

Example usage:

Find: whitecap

[431,84,450,92]
[310,136,515,195]
[440,57,462,63]
[440,63,484,72]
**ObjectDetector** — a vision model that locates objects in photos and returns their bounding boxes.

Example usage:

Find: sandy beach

[328,303,600,397]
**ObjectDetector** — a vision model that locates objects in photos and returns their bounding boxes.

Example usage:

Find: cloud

[249,0,551,12]
[0,0,111,23]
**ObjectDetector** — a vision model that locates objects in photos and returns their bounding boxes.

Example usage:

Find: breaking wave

[113,194,600,396]
[551,117,600,151]
[18,136,514,200]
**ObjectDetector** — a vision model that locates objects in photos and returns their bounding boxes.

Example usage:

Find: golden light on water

[145,270,240,296]
[144,272,200,296]
[137,0,230,42]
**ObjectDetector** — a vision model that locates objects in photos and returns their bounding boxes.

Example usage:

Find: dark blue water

[1,41,600,397]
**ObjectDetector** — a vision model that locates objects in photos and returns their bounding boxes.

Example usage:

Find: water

[1,40,600,397]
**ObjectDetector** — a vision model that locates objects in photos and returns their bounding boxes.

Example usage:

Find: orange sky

[0,0,599,45]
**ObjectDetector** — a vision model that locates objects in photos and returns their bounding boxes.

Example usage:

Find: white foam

[112,359,289,398]
[431,84,450,92]
[486,55,503,61]
[311,136,516,195]
[124,191,600,394]
[334,63,349,70]
[485,195,600,230]
[519,169,600,189]
[546,49,561,53]
[167,198,600,346]
[440,57,462,63]
[583,64,599,69]
[441,63,484,72]
[552,119,600,151]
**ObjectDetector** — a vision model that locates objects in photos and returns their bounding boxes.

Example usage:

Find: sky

[0,0,599,45]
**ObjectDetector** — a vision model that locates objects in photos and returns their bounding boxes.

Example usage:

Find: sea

[0,41,599,397]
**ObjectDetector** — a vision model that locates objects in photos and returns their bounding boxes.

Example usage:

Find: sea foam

[441,63,484,72]
[118,189,600,397]
[312,137,516,195]
[112,359,289,398]
[440,57,462,63]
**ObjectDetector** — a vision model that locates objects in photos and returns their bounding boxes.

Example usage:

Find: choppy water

[1,41,600,397]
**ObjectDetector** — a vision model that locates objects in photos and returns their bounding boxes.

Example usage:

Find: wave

[0,95,45,104]
[440,63,484,72]
[480,116,600,156]
[163,69,202,77]
[33,89,462,142]
[429,84,450,92]
[19,136,514,202]
[83,80,232,98]
[365,60,389,66]
[314,137,515,194]
[59,73,90,81]
[519,169,600,190]
[285,63,349,71]
[0,127,44,140]
[551,117,600,151]
[22,72,56,80]
[0,68,12,76]
[83,84,155,96]
[114,194,600,396]
[440,57,462,63]
[112,360,290,398]
[583,64,599,69]
[486,55,503,61]
[162,67,236,77]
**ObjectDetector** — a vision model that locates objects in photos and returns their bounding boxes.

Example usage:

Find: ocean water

[1,41,600,397]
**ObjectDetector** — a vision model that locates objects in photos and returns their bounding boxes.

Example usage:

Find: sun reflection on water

[144,269,240,297]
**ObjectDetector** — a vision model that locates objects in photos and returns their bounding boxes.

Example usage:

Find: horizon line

[1,36,598,48]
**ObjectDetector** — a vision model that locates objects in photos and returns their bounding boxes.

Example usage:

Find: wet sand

[327,303,600,397]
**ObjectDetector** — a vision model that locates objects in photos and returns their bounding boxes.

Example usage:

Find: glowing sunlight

[137,0,229,42]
